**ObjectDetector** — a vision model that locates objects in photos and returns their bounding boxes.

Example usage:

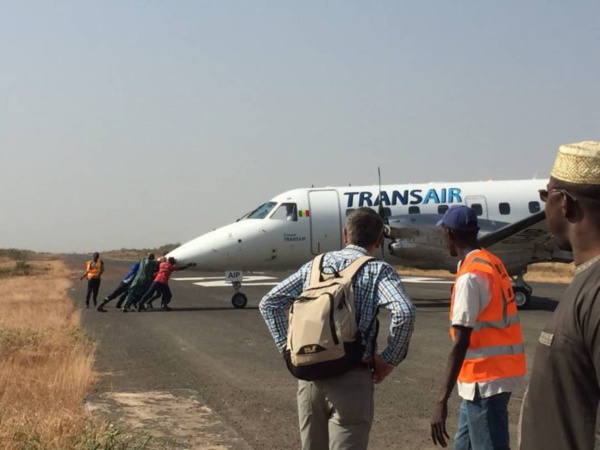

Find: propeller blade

[377,166,387,260]
[377,167,385,219]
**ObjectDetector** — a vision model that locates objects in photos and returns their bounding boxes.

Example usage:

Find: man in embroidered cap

[430,205,526,449]
[520,141,600,450]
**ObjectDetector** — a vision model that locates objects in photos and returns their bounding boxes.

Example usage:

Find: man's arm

[80,263,89,281]
[429,271,486,448]
[259,266,306,352]
[175,262,197,271]
[430,325,472,448]
[581,286,600,448]
[431,273,491,447]
[375,266,416,365]
[371,265,416,382]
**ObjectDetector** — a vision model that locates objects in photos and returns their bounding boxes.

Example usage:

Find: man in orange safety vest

[430,205,526,449]
[80,252,104,308]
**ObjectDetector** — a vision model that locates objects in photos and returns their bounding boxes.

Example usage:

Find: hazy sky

[1,1,598,253]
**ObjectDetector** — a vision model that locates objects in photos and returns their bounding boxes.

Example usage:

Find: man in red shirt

[137,257,196,311]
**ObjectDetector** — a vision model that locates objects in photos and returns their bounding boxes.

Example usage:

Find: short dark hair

[168,257,176,264]
[345,208,383,248]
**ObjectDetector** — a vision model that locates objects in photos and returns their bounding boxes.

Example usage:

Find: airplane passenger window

[499,203,511,215]
[408,206,420,215]
[438,205,449,214]
[247,202,277,219]
[271,203,298,221]
[471,204,483,216]
[529,201,541,213]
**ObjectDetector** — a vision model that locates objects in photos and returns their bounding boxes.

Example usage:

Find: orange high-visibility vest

[450,249,526,383]
[85,260,103,280]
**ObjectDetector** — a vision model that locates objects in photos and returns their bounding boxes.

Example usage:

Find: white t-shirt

[452,253,526,401]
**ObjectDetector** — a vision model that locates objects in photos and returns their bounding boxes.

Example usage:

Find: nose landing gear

[231,281,248,309]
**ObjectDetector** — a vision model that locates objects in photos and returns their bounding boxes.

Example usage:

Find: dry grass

[0,259,96,448]
[0,257,158,449]
[0,256,55,278]
[0,260,94,447]
[523,262,574,284]
[397,261,574,284]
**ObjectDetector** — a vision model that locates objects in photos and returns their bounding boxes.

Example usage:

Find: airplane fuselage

[169,179,547,273]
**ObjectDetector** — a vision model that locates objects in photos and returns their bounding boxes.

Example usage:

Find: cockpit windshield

[244,202,277,220]
[270,203,298,222]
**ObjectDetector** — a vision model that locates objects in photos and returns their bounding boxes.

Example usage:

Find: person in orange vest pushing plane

[430,205,526,449]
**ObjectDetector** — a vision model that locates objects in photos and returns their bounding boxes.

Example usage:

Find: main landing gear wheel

[512,273,533,310]
[231,292,248,309]
[513,286,531,310]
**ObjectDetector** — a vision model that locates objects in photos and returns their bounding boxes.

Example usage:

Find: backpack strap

[309,254,374,285]
[339,255,374,281]
[309,254,326,286]
[341,256,378,349]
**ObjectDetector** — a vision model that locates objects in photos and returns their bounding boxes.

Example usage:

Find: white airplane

[168,179,572,309]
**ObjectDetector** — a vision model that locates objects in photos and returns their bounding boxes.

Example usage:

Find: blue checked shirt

[259,245,416,366]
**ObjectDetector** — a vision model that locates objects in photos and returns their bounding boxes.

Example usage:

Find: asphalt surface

[70,256,565,450]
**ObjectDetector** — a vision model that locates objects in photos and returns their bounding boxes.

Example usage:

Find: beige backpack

[284,254,374,380]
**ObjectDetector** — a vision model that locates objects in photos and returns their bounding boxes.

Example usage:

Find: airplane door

[465,196,488,219]
[308,190,342,254]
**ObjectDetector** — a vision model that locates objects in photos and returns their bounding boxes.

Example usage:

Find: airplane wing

[385,211,572,276]
[477,211,573,275]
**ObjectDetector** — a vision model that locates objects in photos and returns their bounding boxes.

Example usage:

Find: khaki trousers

[297,368,374,450]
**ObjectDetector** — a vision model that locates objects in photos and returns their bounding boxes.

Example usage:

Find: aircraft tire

[513,286,531,310]
[232,292,248,309]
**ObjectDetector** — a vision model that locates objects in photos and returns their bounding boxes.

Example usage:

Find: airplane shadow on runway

[527,296,558,312]
[410,296,558,312]
[412,298,451,308]
[139,306,260,312]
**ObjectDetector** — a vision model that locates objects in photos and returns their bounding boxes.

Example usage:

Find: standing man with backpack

[260,207,416,450]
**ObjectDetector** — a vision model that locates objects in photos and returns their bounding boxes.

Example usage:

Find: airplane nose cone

[166,222,250,271]
[167,233,219,269]
[166,244,199,266]
[167,219,279,271]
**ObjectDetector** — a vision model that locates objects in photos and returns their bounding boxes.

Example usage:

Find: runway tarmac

[74,257,565,449]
